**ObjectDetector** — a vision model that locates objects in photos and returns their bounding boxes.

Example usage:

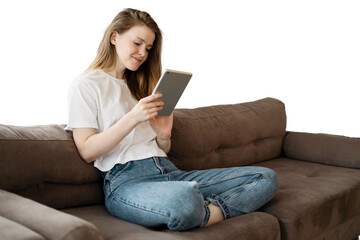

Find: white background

[0,0,359,137]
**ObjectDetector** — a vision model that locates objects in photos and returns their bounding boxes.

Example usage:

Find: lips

[132,56,142,64]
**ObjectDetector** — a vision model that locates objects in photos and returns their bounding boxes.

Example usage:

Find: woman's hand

[129,93,164,123]
[150,113,173,138]
[150,113,173,153]
[128,93,173,153]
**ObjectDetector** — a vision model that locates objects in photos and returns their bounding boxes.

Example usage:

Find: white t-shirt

[65,70,166,172]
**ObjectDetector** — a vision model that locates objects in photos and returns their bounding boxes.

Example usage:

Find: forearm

[75,113,138,162]
[74,93,166,163]
[156,136,171,154]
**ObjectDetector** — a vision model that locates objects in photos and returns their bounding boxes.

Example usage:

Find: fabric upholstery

[168,97,286,170]
[63,205,280,240]
[0,215,45,240]
[1,97,359,240]
[255,158,360,240]
[0,190,103,240]
[0,124,103,209]
[284,131,360,169]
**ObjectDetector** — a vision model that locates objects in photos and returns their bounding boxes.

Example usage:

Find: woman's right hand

[129,93,164,123]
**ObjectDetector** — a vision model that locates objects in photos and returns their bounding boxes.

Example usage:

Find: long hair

[88,8,162,100]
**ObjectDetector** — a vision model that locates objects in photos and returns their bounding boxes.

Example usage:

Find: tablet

[152,69,192,116]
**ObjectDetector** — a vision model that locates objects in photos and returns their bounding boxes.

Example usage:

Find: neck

[107,63,126,79]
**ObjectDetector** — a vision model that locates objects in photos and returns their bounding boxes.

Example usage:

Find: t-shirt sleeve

[65,78,99,131]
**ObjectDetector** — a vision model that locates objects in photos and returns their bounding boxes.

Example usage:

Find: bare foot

[205,203,224,227]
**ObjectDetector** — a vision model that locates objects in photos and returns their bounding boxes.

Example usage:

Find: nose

[138,46,146,56]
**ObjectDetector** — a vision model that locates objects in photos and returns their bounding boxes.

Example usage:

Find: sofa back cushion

[168,98,286,170]
[0,124,103,209]
[0,97,286,209]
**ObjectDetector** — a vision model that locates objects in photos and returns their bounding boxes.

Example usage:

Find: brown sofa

[0,97,359,240]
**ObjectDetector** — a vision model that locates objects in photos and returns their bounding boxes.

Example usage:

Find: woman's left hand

[150,113,173,139]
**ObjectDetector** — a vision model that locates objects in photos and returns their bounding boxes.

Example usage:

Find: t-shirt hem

[95,153,167,172]
[65,123,99,131]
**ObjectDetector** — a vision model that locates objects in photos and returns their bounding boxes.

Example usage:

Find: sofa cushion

[63,205,280,240]
[168,98,286,170]
[0,215,45,240]
[0,124,103,209]
[0,190,103,240]
[255,158,360,240]
[284,132,360,169]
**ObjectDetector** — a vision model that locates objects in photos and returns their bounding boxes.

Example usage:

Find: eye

[134,42,141,46]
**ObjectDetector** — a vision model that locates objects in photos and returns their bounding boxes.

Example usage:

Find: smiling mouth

[132,56,142,63]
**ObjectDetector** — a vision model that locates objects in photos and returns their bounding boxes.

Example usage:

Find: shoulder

[71,70,126,89]
[69,70,109,95]
[71,70,104,87]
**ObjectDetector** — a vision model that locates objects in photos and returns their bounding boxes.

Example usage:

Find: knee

[171,181,204,218]
[260,168,279,196]
[167,182,206,230]
[262,168,278,181]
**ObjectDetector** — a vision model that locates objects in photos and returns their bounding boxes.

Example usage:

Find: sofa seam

[0,139,74,142]
[175,100,284,120]
[62,225,102,240]
[213,134,285,152]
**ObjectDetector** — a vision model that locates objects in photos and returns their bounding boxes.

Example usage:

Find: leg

[105,180,207,231]
[103,160,209,231]
[205,203,224,226]
[169,164,279,219]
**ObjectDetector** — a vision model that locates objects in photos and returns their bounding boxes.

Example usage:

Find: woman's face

[111,24,155,73]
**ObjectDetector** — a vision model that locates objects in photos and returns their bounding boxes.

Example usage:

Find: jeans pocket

[107,162,133,193]
[110,162,132,179]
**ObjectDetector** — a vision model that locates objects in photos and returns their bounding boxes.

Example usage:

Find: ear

[110,31,117,45]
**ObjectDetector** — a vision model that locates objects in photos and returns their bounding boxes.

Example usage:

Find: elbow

[163,143,171,154]
[81,154,95,163]
[72,128,98,163]
[76,147,96,163]
[164,145,171,154]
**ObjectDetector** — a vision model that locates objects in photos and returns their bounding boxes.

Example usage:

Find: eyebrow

[136,37,153,48]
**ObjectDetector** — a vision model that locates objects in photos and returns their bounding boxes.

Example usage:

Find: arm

[0,190,102,240]
[156,135,171,154]
[283,131,360,169]
[150,114,174,154]
[73,114,137,163]
[73,93,164,163]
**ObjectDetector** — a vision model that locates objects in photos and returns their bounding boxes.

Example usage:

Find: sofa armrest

[283,132,360,168]
[0,190,103,240]
[0,215,45,240]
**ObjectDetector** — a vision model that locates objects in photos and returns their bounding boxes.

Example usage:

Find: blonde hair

[88,8,162,100]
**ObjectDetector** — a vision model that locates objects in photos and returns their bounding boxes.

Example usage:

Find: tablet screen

[152,69,192,116]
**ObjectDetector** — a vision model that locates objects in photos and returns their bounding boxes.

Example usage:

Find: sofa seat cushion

[63,205,281,240]
[255,158,360,240]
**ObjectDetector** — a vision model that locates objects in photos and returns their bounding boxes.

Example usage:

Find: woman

[66,8,278,231]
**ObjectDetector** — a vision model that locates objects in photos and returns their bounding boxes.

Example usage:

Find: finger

[147,110,159,120]
[142,93,163,103]
[149,100,164,108]
[139,100,163,113]
[140,102,162,113]
[140,100,163,111]
[147,105,163,114]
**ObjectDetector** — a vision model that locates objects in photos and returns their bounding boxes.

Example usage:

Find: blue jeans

[103,157,278,231]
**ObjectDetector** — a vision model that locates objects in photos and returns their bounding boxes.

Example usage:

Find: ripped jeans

[103,157,278,231]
